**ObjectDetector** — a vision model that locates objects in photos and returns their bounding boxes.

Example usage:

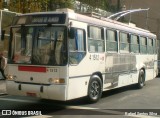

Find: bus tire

[87,75,102,103]
[137,69,145,89]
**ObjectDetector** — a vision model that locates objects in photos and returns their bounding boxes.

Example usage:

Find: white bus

[6,9,157,103]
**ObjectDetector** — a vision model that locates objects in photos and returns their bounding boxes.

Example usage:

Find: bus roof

[74,12,156,39]
[14,9,156,39]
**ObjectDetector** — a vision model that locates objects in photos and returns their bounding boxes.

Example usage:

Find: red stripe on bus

[18,66,46,72]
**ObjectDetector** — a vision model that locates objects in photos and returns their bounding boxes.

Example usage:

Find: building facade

[115,0,160,58]
[110,0,160,38]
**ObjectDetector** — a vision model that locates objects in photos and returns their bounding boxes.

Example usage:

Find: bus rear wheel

[137,70,145,89]
[87,76,102,103]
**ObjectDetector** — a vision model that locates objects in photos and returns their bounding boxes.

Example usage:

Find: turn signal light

[49,78,65,84]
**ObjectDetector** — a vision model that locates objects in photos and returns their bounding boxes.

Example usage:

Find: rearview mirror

[69,28,75,39]
[1,30,5,41]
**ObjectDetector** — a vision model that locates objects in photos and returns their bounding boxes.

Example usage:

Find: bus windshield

[9,26,67,66]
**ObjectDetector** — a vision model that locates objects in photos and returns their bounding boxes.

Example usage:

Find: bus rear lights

[48,78,65,84]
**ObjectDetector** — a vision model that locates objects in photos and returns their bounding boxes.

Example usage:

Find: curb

[0,93,7,96]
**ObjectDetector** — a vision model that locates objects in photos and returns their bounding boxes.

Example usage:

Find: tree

[8,0,42,13]
[0,0,115,14]
[6,0,75,13]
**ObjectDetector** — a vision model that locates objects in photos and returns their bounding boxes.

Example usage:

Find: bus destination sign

[32,16,59,24]
[14,14,66,25]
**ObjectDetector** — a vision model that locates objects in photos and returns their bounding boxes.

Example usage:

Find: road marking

[118,93,140,102]
[66,105,97,110]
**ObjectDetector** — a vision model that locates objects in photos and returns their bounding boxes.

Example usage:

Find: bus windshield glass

[9,26,67,66]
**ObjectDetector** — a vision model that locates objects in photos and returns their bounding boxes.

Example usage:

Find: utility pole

[157,19,160,59]
[0,0,2,9]
[117,0,121,12]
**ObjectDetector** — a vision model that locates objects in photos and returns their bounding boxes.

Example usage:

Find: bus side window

[130,35,139,53]
[119,32,129,53]
[69,28,86,64]
[153,39,156,54]
[147,38,154,54]
[140,36,147,54]
[88,26,104,52]
[106,29,118,52]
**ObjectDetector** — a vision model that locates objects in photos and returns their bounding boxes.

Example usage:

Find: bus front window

[10,26,67,65]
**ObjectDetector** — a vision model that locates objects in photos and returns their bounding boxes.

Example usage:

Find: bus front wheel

[137,69,145,89]
[87,75,102,103]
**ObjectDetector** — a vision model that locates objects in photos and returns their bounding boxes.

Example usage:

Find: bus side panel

[104,53,138,89]
[67,51,106,99]
[136,55,156,81]
[67,77,89,100]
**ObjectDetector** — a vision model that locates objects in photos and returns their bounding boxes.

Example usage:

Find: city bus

[6,8,157,103]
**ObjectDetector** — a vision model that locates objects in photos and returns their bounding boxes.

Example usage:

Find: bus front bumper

[6,80,67,101]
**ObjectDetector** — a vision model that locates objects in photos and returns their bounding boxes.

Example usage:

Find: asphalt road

[0,77,160,118]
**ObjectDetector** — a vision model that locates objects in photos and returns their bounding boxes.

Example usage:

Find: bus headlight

[49,78,65,84]
[7,75,14,80]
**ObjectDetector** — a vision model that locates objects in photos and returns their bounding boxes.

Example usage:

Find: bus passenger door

[67,26,88,100]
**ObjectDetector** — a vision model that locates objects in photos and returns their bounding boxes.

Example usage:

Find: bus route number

[89,54,99,61]
[49,68,58,72]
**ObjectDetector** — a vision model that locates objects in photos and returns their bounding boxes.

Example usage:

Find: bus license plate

[26,92,37,97]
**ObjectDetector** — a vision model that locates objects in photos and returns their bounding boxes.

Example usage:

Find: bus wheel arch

[137,68,146,89]
[93,72,103,84]
[87,73,103,103]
